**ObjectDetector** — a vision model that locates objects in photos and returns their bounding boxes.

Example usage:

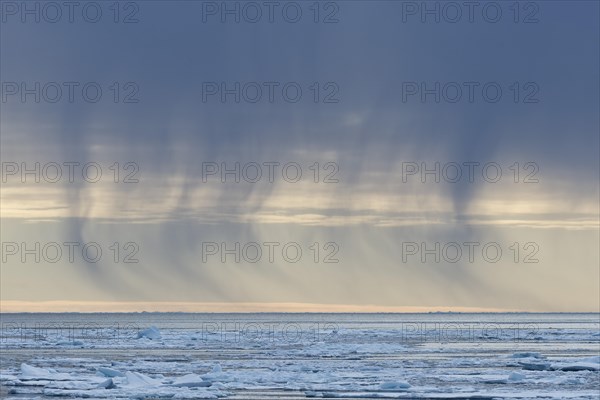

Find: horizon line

[2,301,598,313]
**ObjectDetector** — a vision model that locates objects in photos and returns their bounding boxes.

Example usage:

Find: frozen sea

[0,313,598,399]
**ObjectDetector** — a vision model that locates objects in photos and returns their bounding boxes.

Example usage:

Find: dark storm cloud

[1,1,598,310]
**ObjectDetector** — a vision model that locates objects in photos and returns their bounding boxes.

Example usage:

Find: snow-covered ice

[1,313,599,399]
[136,326,161,340]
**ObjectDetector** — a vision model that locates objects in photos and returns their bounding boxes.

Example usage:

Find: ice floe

[137,326,161,340]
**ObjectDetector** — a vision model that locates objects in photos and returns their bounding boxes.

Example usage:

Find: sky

[1,1,599,312]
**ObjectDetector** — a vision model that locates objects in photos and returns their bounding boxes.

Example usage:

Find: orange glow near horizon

[0,301,542,313]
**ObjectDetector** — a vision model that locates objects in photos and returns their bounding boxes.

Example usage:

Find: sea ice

[171,373,212,387]
[519,362,552,371]
[19,363,71,381]
[508,372,525,382]
[552,356,600,371]
[96,378,116,389]
[97,367,125,377]
[380,380,411,390]
[124,371,162,387]
[137,326,162,340]
[511,352,544,359]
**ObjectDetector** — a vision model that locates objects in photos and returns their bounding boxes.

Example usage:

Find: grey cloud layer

[1,1,598,311]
